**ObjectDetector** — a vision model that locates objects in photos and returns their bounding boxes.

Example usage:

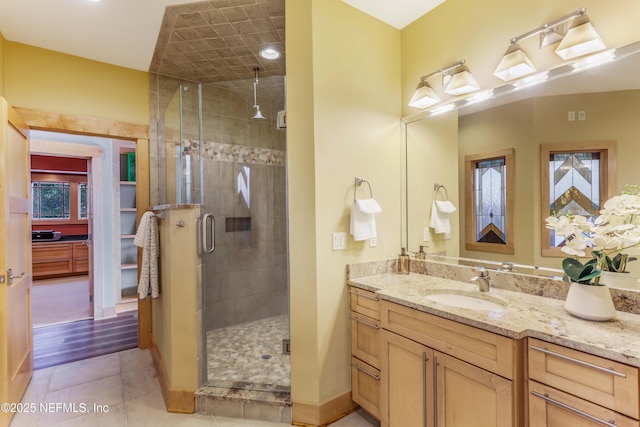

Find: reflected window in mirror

[541,142,617,257]
[465,148,515,254]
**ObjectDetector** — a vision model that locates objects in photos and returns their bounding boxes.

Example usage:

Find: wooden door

[435,351,513,427]
[529,381,639,427]
[380,330,434,427]
[0,98,33,427]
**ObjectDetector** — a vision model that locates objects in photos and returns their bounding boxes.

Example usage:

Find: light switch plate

[332,232,347,250]
[369,237,377,247]
[423,227,430,242]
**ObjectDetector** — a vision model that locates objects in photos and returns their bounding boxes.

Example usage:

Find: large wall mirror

[403,40,640,282]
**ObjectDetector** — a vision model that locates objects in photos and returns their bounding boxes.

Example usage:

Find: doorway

[29,131,140,369]
[30,154,93,327]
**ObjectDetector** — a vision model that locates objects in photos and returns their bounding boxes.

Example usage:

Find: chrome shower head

[252,105,266,120]
[252,67,267,120]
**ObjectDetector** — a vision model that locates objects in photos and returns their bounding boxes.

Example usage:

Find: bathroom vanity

[348,260,640,427]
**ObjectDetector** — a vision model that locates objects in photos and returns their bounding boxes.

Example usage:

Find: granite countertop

[348,273,640,368]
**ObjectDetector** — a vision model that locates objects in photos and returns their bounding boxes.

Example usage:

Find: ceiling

[0,0,435,75]
[341,0,445,29]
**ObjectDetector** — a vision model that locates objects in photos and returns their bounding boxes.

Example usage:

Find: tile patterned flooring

[10,348,378,426]
[206,315,290,392]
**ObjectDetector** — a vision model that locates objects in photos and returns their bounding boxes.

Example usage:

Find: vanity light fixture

[493,8,606,81]
[408,80,440,109]
[444,64,481,96]
[409,60,480,109]
[555,12,606,60]
[493,43,536,81]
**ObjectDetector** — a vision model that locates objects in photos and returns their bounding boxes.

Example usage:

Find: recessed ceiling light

[259,48,281,60]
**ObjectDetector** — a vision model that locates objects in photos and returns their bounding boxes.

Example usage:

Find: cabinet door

[529,381,639,427]
[381,330,434,427]
[435,351,513,427]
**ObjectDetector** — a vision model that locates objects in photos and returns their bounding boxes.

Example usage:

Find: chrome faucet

[471,267,491,292]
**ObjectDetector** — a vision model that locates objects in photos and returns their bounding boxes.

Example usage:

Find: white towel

[350,198,382,241]
[134,211,159,299]
[429,200,457,234]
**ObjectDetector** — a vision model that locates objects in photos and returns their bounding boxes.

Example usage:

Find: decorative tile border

[180,139,285,166]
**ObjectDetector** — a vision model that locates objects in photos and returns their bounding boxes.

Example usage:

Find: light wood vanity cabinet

[528,338,640,426]
[380,300,521,427]
[349,287,382,418]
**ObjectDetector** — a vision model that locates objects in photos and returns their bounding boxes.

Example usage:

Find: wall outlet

[369,236,377,247]
[568,111,575,121]
[332,232,347,250]
[444,232,452,240]
[423,227,430,242]
[578,110,586,121]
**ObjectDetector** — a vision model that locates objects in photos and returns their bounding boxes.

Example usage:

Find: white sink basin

[424,291,507,311]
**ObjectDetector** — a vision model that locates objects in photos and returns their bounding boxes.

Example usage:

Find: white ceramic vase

[564,282,616,321]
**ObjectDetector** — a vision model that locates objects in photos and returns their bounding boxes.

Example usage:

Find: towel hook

[433,183,449,201]
[354,177,373,201]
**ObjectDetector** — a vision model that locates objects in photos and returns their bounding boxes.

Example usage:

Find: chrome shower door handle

[202,213,215,254]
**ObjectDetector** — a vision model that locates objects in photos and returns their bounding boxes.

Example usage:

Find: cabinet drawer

[351,356,380,419]
[529,380,639,427]
[349,287,380,320]
[33,260,73,277]
[72,242,88,258]
[351,312,380,368]
[528,338,639,419]
[32,243,72,261]
[73,258,89,273]
[381,300,517,379]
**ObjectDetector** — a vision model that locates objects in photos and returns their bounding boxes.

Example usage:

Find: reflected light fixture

[555,12,606,60]
[409,59,480,109]
[494,8,606,81]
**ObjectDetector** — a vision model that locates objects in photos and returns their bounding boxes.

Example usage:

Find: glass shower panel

[197,77,290,393]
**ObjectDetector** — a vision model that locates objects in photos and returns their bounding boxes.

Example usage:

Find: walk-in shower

[161,75,289,395]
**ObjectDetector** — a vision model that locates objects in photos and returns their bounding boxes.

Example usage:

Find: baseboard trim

[292,392,357,426]
[149,335,195,414]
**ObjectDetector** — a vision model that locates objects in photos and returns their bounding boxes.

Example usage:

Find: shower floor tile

[206,314,290,392]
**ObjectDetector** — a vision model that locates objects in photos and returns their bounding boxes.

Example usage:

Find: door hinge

[89,295,93,303]
[0,275,4,284]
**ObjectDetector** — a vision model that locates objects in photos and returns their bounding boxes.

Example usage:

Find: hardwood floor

[33,313,139,370]
[31,276,91,327]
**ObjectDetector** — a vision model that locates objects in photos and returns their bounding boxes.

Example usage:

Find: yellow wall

[0,32,5,97]
[287,0,402,409]
[4,42,148,125]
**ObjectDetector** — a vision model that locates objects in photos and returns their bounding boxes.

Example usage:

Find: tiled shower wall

[150,73,288,332]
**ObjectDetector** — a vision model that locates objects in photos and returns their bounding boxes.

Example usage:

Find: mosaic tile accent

[180,139,285,166]
[206,314,290,392]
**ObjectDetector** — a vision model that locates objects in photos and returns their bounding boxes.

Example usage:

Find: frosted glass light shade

[408,81,440,109]
[445,69,480,96]
[555,14,606,60]
[494,44,536,81]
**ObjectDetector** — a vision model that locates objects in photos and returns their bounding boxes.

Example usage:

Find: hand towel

[134,211,159,299]
[350,198,382,241]
[429,200,457,234]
